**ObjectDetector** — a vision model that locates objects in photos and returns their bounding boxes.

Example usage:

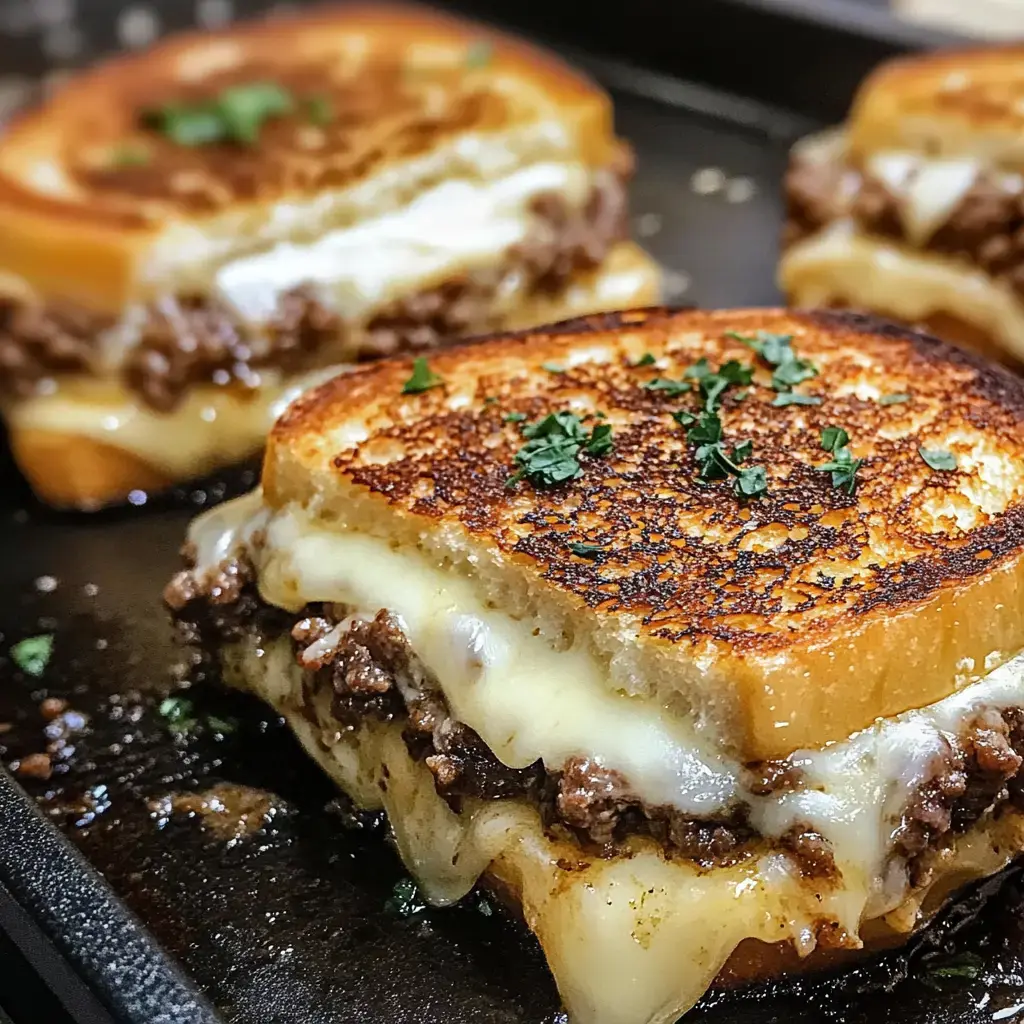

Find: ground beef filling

[167,554,1024,881]
[166,560,831,874]
[0,172,629,411]
[784,154,1024,297]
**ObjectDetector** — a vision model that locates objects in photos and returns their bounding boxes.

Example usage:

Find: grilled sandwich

[780,46,1024,366]
[166,307,1024,1024]
[0,3,659,509]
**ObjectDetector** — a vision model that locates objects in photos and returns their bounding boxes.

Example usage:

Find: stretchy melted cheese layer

[780,221,1024,362]
[192,494,1024,896]
[222,626,1024,1024]
[215,162,592,324]
[5,247,655,474]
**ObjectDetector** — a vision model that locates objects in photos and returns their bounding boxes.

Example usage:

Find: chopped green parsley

[402,357,443,394]
[506,412,613,489]
[919,447,958,471]
[10,634,53,677]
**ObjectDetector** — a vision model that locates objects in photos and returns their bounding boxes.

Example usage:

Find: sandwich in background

[779,47,1024,366]
[167,306,1024,1023]
[0,3,659,508]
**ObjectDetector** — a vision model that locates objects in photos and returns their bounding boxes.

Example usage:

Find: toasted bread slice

[847,46,1024,166]
[0,2,618,313]
[264,307,1024,760]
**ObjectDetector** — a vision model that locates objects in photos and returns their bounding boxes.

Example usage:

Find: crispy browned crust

[268,307,1024,757]
[10,429,172,509]
[848,45,1024,161]
[0,4,616,312]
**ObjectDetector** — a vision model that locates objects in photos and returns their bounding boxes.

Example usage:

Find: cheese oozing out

[193,493,1024,887]
[780,221,1024,363]
[213,162,592,325]
[195,490,1024,1024]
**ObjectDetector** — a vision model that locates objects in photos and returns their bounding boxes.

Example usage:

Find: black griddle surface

[2,81,1024,1024]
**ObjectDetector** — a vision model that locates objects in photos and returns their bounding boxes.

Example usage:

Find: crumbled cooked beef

[555,756,634,846]
[163,541,288,645]
[783,153,1024,297]
[849,175,902,239]
[0,298,101,396]
[896,708,1024,887]
[779,825,838,881]
[425,721,543,802]
[782,154,849,247]
[1,169,630,407]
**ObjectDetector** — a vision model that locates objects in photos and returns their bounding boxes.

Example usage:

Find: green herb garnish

[672,410,697,428]
[632,353,657,367]
[686,358,754,411]
[644,377,691,398]
[159,695,197,736]
[143,81,294,146]
[305,95,333,126]
[109,143,150,167]
[402,357,443,394]
[682,412,766,499]
[506,412,612,489]
[10,634,53,677]
[205,715,238,735]
[585,423,614,456]
[920,951,984,985]
[919,447,958,471]
[569,542,603,559]
[541,362,566,374]
[773,392,822,407]
[880,393,911,406]
[816,426,863,495]
[503,411,526,422]
[465,40,493,68]
[728,330,818,392]
[385,877,427,917]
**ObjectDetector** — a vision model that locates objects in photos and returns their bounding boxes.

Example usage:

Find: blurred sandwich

[780,47,1024,366]
[0,3,659,508]
[167,307,1024,1024]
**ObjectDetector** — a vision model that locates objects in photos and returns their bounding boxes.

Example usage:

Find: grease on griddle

[148,782,281,844]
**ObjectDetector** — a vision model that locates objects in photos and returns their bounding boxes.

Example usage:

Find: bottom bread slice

[219,628,1024,1024]
[6,241,661,508]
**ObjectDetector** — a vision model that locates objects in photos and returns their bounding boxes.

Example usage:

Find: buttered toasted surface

[271,308,1024,657]
[849,45,1024,160]
[0,3,611,225]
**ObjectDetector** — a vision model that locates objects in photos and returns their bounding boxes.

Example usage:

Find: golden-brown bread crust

[10,430,173,509]
[0,3,617,312]
[267,307,1024,759]
[8,245,661,509]
[848,45,1024,163]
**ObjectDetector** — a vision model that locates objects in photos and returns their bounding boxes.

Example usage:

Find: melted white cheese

[3,367,343,476]
[779,220,1024,362]
[192,494,1024,917]
[226,629,1024,1024]
[215,162,591,324]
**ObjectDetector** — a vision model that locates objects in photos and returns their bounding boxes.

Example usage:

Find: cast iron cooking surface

[2,83,1024,1024]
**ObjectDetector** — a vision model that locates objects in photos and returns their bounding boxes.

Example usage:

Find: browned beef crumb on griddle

[0,298,103,396]
[783,152,1024,296]
[0,170,630,407]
